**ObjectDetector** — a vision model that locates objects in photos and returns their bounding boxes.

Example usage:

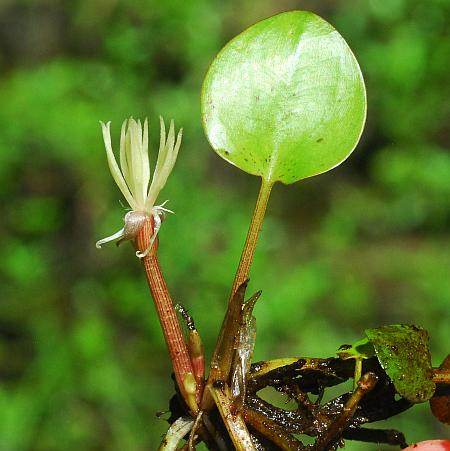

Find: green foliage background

[0,0,448,449]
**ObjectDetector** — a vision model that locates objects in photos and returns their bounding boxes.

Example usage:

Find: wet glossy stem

[203,179,273,413]
[208,385,256,451]
[433,369,450,384]
[243,407,305,450]
[213,179,273,373]
[231,178,274,295]
[136,218,195,411]
[314,372,378,451]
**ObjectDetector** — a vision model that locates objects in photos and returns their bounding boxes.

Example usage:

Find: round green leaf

[365,325,435,403]
[201,11,366,184]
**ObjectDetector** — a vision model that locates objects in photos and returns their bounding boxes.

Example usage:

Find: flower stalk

[136,215,198,413]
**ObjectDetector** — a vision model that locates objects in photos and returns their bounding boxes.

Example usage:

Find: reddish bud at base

[404,440,450,450]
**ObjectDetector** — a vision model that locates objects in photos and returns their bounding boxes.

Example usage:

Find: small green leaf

[201,11,366,184]
[337,338,375,360]
[365,325,435,403]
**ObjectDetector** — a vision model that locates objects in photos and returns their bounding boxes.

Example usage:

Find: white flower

[96,116,182,257]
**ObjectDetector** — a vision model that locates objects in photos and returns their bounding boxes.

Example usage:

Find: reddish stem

[136,217,196,411]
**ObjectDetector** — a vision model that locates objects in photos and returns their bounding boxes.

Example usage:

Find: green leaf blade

[337,338,375,361]
[365,324,436,403]
[202,11,367,184]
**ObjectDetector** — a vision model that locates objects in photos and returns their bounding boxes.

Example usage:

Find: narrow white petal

[169,128,183,171]
[136,119,146,203]
[159,115,166,157]
[141,118,150,201]
[125,126,134,197]
[146,117,169,208]
[119,119,130,187]
[145,120,182,210]
[154,120,177,190]
[125,118,140,203]
[166,120,176,156]
[100,121,136,209]
[161,127,182,181]
[95,227,125,248]
[154,116,169,179]
[130,118,145,208]
[173,129,183,159]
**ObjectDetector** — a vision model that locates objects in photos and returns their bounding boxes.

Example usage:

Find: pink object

[404,440,450,450]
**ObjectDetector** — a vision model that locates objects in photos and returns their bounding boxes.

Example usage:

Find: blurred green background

[0,0,449,449]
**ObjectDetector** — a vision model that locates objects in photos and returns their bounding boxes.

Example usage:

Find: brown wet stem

[208,383,256,451]
[245,395,316,436]
[433,369,450,385]
[314,372,378,450]
[243,405,307,451]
